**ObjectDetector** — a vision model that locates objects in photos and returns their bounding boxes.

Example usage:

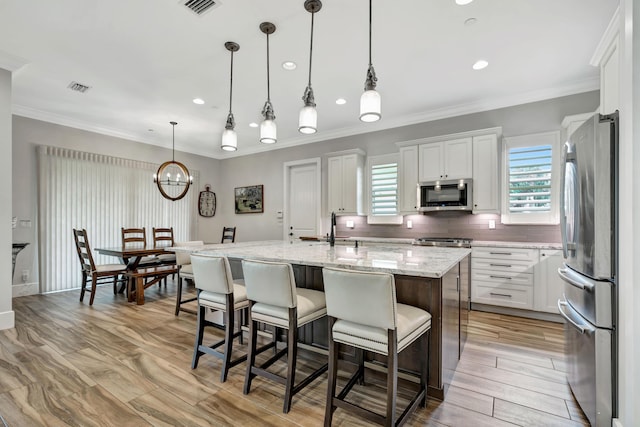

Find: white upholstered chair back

[242,259,297,308]
[322,267,397,330]
[191,254,234,295]
[174,241,204,266]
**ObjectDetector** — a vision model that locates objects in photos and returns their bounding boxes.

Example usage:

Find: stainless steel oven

[419,179,472,212]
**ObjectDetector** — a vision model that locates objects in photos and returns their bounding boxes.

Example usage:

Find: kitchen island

[173,240,470,399]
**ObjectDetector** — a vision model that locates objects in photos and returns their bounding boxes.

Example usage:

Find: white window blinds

[38,146,198,293]
[501,131,560,225]
[370,162,398,216]
[508,144,552,213]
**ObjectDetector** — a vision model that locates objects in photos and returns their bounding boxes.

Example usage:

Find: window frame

[501,131,561,225]
[366,153,403,224]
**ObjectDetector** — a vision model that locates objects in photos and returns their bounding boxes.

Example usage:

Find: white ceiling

[0,0,617,159]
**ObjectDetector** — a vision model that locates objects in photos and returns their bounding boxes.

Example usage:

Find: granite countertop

[472,240,563,250]
[176,240,470,279]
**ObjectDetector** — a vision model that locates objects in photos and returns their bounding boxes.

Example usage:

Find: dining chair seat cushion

[95,264,128,273]
[251,288,327,329]
[199,282,248,311]
[332,303,432,356]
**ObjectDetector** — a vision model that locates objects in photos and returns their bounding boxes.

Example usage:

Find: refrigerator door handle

[557,300,595,335]
[560,141,578,259]
[558,267,596,292]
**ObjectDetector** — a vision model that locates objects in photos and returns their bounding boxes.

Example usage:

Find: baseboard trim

[12,282,39,298]
[471,303,563,323]
[0,310,15,330]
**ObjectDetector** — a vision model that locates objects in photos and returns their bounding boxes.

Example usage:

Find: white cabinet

[534,249,564,314]
[398,145,418,213]
[472,134,499,213]
[471,247,537,310]
[418,137,472,182]
[592,8,620,114]
[327,150,365,215]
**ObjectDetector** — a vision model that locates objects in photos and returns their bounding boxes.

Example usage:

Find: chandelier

[153,121,193,201]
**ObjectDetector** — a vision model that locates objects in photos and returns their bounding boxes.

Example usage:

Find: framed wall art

[234,185,264,214]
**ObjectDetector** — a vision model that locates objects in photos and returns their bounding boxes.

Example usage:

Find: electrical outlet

[406,220,413,229]
[488,220,496,229]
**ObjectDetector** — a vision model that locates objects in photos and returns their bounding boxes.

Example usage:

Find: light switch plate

[406,220,413,229]
[488,220,496,229]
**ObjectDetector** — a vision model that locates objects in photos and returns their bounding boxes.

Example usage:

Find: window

[501,131,560,224]
[367,154,403,224]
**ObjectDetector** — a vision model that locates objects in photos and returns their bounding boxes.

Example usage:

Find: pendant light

[221,41,240,151]
[260,22,277,144]
[360,0,381,122]
[153,122,193,201]
[299,0,322,134]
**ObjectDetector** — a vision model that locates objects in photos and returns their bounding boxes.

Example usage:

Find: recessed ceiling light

[335,98,347,105]
[282,61,297,70]
[472,60,489,70]
[464,17,477,26]
[249,122,259,128]
[456,0,474,5]
[193,98,205,105]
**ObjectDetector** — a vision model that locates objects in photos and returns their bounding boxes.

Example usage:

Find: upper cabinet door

[443,137,473,180]
[399,146,419,212]
[472,134,499,213]
[340,154,360,214]
[327,156,344,213]
[418,143,443,182]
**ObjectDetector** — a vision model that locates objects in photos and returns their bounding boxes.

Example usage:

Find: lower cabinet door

[472,281,533,309]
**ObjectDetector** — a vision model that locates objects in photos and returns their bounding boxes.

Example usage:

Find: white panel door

[288,163,319,239]
[472,134,499,213]
[341,154,359,213]
[418,143,443,182]
[399,145,419,212]
[327,156,343,213]
[443,137,473,179]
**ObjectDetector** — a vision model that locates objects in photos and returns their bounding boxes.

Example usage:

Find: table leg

[136,276,145,305]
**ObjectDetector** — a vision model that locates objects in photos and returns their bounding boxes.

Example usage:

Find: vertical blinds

[370,162,398,215]
[38,146,198,293]
[508,144,552,213]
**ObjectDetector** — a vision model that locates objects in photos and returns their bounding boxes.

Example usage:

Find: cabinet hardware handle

[489,263,512,268]
[489,275,512,280]
[490,292,512,298]
[490,252,512,255]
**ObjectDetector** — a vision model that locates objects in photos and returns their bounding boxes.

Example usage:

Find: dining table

[95,245,177,303]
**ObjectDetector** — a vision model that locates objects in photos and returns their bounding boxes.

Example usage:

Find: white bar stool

[174,240,204,315]
[242,259,328,413]
[191,254,248,382]
[322,267,432,427]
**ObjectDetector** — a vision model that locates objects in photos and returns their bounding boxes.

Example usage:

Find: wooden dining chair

[153,227,176,284]
[73,229,127,306]
[122,227,158,266]
[221,226,236,243]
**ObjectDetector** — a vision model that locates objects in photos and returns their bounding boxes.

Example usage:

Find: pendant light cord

[266,32,271,102]
[308,11,315,86]
[171,123,175,162]
[368,0,373,66]
[229,50,234,114]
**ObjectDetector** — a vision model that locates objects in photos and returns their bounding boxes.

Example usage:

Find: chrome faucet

[329,211,336,247]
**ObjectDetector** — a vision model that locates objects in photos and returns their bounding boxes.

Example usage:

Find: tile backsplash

[334,212,560,243]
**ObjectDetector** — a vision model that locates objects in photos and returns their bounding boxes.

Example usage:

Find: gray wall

[11,90,599,294]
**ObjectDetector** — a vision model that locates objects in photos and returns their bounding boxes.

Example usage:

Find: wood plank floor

[0,279,588,426]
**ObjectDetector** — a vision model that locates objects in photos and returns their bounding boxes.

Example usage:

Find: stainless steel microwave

[419,179,473,212]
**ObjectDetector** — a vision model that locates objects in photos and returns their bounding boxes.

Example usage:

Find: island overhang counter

[173,240,471,399]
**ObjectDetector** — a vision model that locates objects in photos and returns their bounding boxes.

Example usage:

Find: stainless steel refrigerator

[558,112,618,426]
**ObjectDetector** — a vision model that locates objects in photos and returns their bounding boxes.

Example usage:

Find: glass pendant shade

[298,105,317,134]
[260,119,277,144]
[221,128,237,151]
[359,89,381,122]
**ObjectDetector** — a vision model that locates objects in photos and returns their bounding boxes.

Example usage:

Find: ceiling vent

[67,81,91,93]
[182,0,219,16]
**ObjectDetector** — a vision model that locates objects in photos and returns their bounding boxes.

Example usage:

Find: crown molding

[590,6,620,66]
[0,51,28,72]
